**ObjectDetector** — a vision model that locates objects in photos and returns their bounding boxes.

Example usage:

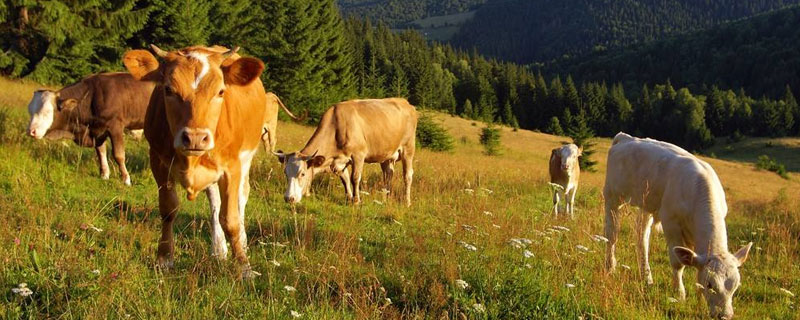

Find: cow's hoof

[123,177,131,186]
[157,258,174,270]
[241,266,261,279]
[101,173,110,180]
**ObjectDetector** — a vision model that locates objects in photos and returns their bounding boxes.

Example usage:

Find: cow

[26,73,154,185]
[603,132,752,319]
[549,143,581,218]
[123,44,269,278]
[262,92,299,152]
[275,98,418,207]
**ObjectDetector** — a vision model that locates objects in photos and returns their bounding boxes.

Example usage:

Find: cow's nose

[28,129,36,137]
[178,128,213,151]
[284,195,296,203]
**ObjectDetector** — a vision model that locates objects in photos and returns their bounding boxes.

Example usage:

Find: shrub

[416,112,454,152]
[480,125,502,156]
[756,155,789,179]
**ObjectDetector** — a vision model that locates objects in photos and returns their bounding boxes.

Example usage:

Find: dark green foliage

[0,0,150,84]
[566,109,597,172]
[338,0,487,26]
[131,0,212,49]
[756,155,789,179]
[546,117,564,136]
[415,112,454,152]
[452,0,798,64]
[550,6,800,99]
[480,125,502,156]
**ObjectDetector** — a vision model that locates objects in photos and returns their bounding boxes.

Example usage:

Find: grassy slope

[0,77,798,319]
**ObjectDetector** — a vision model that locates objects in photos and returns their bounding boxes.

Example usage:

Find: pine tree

[462,99,474,119]
[567,109,598,172]
[546,116,564,136]
[480,125,502,156]
[1,0,149,84]
[132,0,212,49]
[783,85,799,134]
[209,0,259,50]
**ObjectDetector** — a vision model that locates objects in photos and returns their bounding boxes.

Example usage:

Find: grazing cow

[26,73,154,185]
[262,92,298,152]
[275,98,418,206]
[603,132,752,319]
[549,143,581,218]
[123,45,269,277]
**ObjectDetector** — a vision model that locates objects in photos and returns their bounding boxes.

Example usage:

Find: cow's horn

[150,44,169,58]
[302,150,319,161]
[222,46,240,58]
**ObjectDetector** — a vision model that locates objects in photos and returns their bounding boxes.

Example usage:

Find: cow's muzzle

[174,127,214,156]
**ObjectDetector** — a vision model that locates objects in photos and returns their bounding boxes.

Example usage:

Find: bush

[480,126,502,156]
[756,155,789,179]
[416,112,454,152]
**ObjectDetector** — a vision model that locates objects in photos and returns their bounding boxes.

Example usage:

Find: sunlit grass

[0,77,798,319]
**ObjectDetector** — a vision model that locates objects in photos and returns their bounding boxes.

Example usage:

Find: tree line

[1,0,798,152]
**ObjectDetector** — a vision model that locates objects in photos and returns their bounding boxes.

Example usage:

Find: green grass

[1,77,799,319]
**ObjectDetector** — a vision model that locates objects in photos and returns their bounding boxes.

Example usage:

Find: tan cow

[262,92,298,152]
[275,98,418,206]
[123,45,268,278]
[604,132,752,319]
[549,143,581,219]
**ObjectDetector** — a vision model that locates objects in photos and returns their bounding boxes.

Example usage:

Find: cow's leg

[604,196,622,271]
[151,152,179,269]
[350,156,365,205]
[237,175,250,255]
[636,210,655,285]
[109,128,131,185]
[206,183,227,259]
[338,166,354,202]
[380,160,394,195]
[664,224,688,300]
[218,167,253,278]
[94,138,110,180]
[567,185,578,219]
[401,149,414,207]
[552,189,561,217]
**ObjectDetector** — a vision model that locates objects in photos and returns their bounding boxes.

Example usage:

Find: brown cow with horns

[123,44,268,277]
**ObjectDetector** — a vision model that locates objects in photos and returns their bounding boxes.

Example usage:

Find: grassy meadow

[0,76,799,319]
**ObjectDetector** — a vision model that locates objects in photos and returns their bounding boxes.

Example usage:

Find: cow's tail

[273,95,299,120]
[612,132,635,146]
[653,221,663,234]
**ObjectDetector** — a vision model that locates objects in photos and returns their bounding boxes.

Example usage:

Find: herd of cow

[23,45,750,319]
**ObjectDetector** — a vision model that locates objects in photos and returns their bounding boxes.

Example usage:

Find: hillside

[547,5,800,99]
[337,0,486,26]
[451,0,800,64]
[2,77,799,318]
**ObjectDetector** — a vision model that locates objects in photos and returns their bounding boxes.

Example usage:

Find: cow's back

[330,98,417,159]
[604,134,722,216]
[85,72,154,129]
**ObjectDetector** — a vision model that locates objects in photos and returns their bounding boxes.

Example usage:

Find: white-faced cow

[603,132,752,319]
[549,143,581,218]
[27,73,154,185]
[123,45,269,278]
[275,98,418,207]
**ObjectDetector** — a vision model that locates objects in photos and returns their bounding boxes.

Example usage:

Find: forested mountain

[547,5,800,100]
[337,0,486,26]
[451,0,800,64]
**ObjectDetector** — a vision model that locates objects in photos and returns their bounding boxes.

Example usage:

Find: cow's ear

[123,50,161,82]
[673,246,703,267]
[274,150,286,164]
[734,242,753,266]
[308,155,326,168]
[58,99,78,112]
[222,57,264,86]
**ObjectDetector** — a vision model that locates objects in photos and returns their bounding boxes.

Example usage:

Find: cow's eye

[300,173,305,178]
[218,89,225,97]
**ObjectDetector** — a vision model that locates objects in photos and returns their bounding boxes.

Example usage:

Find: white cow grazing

[549,144,581,218]
[603,132,752,320]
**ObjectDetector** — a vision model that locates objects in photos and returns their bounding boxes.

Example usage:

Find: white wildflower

[565,283,576,288]
[385,297,392,304]
[780,288,795,297]
[360,191,370,195]
[270,260,281,267]
[446,231,453,236]
[89,225,103,232]
[284,285,297,293]
[667,297,679,303]
[695,283,705,290]
[481,188,493,194]
[462,224,476,232]
[548,182,565,192]
[591,235,609,243]
[455,279,470,290]
[483,211,493,216]
[11,283,32,297]
[462,188,475,194]
[621,264,631,271]
[91,269,101,275]
[290,310,302,318]
[508,239,524,249]
[373,200,384,205]
[393,219,403,226]
[492,224,501,229]
[552,225,570,232]
[523,250,534,258]
[524,263,532,269]
[472,303,486,313]
[756,247,763,251]
[576,245,591,253]
[457,241,477,251]
[343,292,352,298]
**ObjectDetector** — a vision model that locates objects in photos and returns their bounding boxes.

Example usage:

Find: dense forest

[1,0,799,151]
[337,0,485,26]
[547,5,800,100]
[451,0,800,64]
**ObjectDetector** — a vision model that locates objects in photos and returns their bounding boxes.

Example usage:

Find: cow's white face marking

[27,90,58,139]
[675,243,751,319]
[282,154,315,204]
[186,52,210,90]
[560,144,581,172]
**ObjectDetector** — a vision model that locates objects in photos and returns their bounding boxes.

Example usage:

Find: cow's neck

[692,186,730,256]
[299,120,339,160]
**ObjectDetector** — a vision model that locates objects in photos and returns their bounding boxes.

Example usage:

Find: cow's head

[274,150,326,204]
[27,89,82,139]
[556,144,581,172]
[674,242,753,319]
[122,45,264,157]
